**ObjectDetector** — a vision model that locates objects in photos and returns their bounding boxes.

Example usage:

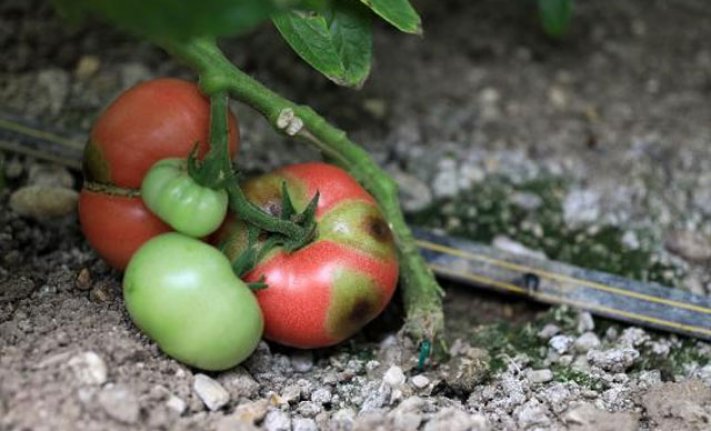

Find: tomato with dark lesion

[213,162,399,349]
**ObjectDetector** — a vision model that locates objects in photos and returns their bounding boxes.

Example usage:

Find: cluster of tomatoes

[78,79,399,370]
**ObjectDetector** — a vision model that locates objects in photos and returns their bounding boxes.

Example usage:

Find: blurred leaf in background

[358,0,422,34]
[273,1,373,88]
[52,0,302,41]
[538,0,573,38]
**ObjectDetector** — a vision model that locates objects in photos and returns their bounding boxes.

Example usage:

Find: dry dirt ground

[1,0,711,430]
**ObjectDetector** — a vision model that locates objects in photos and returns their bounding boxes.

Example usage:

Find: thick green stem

[192,92,232,188]
[165,38,444,343]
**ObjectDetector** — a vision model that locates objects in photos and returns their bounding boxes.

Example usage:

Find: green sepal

[283,191,319,252]
[231,225,263,276]
[247,276,269,291]
[280,181,297,220]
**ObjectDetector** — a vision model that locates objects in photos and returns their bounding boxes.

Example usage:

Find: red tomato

[78,188,171,269]
[214,163,399,348]
[79,78,239,269]
[84,78,239,188]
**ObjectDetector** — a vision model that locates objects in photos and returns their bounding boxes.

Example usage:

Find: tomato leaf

[358,0,422,34]
[52,0,298,41]
[538,0,573,38]
[272,1,372,88]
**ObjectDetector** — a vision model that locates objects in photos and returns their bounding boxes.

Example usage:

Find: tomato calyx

[228,184,319,277]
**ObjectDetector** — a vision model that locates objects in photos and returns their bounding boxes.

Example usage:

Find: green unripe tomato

[123,233,263,371]
[141,158,228,237]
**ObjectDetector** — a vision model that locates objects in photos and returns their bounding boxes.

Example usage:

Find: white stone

[68,351,108,385]
[293,417,318,431]
[383,365,407,387]
[411,375,430,389]
[166,394,187,415]
[549,335,575,354]
[193,374,230,411]
[574,332,601,353]
[291,351,314,373]
[587,348,639,372]
[310,388,332,405]
[527,369,553,384]
[264,409,291,431]
[97,385,140,424]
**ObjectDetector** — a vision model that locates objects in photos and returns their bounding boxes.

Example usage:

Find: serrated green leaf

[51,0,302,42]
[272,1,372,88]
[538,0,573,38]
[359,0,421,34]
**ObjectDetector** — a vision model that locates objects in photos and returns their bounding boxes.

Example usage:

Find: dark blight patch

[326,269,383,341]
[82,140,111,184]
[243,172,310,214]
[366,215,393,243]
[319,201,396,260]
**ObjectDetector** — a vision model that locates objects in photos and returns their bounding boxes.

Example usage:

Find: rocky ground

[1,0,711,430]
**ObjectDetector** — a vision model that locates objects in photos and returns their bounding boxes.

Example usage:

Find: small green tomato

[123,233,263,371]
[141,158,228,237]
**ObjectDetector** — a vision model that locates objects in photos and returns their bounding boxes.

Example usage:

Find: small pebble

[664,230,711,262]
[291,351,314,373]
[292,417,318,431]
[411,375,430,389]
[9,185,78,219]
[193,374,230,411]
[310,388,332,405]
[527,369,554,384]
[574,332,601,353]
[383,365,406,387]
[75,268,92,291]
[263,409,292,431]
[165,394,187,415]
[280,384,302,404]
[97,385,140,424]
[576,312,595,333]
[549,335,575,354]
[587,348,640,372]
[538,324,560,340]
[233,398,270,424]
[68,351,108,385]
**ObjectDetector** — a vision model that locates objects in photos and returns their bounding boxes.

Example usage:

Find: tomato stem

[190,92,232,189]
[189,90,316,248]
[164,38,445,346]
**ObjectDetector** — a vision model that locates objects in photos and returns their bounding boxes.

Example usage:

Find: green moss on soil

[410,175,706,383]
[409,175,680,285]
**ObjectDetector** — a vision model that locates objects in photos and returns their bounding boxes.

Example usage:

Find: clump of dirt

[640,380,711,430]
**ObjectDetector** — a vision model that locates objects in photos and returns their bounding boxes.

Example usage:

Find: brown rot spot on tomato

[366,216,393,243]
[326,269,387,342]
[264,200,282,217]
[348,298,376,324]
[82,140,111,184]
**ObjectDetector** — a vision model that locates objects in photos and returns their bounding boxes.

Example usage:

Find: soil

[1,0,711,430]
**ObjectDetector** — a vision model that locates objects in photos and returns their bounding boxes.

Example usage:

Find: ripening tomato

[78,78,239,269]
[78,188,172,269]
[83,78,239,188]
[124,233,263,371]
[213,162,399,348]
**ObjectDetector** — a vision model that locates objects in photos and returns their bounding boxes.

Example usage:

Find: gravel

[193,374,230,411]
